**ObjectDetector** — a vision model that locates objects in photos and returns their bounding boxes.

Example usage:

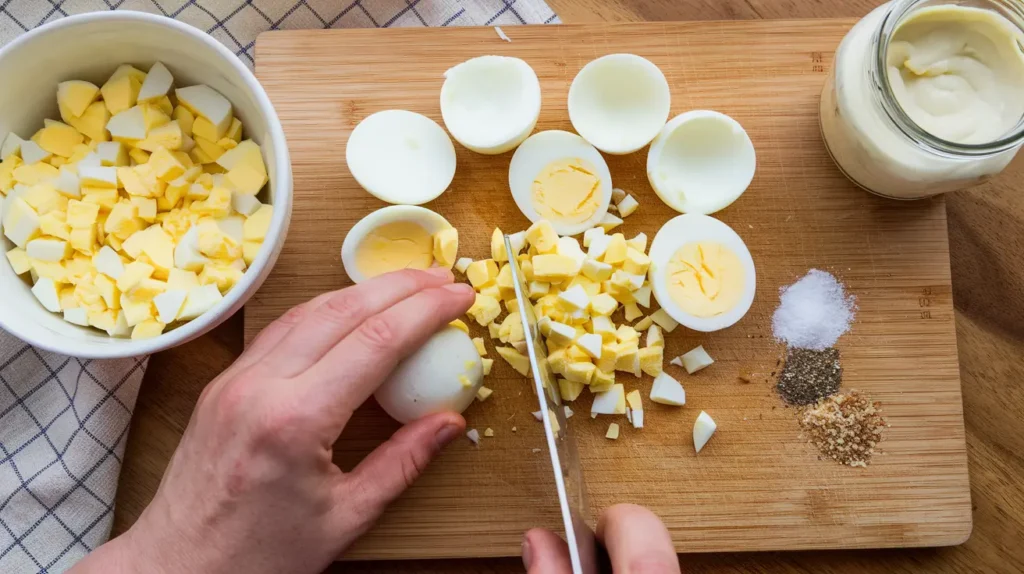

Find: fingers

[523,528,573,574]
[303,282,476,421]
[263,268,457,377]
[227,291,338,376]
[337,412,465,534]
[597,504,680,574]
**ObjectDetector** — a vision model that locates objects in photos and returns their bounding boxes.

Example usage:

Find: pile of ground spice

[776,347,842,405]
[799,391,886,467]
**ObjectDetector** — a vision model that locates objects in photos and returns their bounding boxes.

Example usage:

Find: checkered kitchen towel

[0,1,558,573]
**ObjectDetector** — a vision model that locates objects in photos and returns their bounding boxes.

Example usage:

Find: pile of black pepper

[775,347,842,406]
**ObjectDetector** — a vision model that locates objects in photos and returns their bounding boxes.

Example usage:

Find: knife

[504,235,605,574]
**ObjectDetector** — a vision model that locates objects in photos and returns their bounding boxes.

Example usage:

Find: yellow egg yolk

[665,241,744,317]
[532,158,601,224]
[355,221,434,278]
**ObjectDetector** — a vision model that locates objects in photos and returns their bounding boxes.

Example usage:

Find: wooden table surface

[111,1,1024,572]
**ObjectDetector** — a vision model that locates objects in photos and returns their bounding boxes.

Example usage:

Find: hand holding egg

[84,269,475,574]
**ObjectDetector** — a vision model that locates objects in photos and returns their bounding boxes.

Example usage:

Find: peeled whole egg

[508,130,613,237]
[374,327,484,424]
[340,205,454,284]
[647,214,756,332]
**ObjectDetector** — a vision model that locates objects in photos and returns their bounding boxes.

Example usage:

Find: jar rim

[874,0,1024,157]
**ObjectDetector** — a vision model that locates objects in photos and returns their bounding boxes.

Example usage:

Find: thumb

[339,412,465,531]
[523,528,573,573]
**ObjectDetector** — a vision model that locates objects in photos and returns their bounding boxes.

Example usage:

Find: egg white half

[648,214,756,332]
[345,109,456,205]
[647,110,756,215]
[568,53,671,155]
[508,130,612,237]
[340,205,453,284]
[374,327,483,424]
[441,55,541,155]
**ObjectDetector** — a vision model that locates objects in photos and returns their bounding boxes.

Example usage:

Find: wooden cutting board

[249,20,972,559]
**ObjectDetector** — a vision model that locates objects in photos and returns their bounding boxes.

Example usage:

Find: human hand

[523,504,681,574]
[72,268,476,574]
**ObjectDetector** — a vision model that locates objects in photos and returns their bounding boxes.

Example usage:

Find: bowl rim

[0,11,293,359]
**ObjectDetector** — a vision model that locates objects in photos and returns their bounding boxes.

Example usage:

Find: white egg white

[647,110,756,215]
[508,130,612,237]
[647,214,756,332]
[340,205,453,284]
[568,53,671,155]
[374,327,483,424]
[345,110,456,205]
[440,55,541,155]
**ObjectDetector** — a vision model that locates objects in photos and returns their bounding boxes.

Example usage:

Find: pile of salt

[771,269,856,350]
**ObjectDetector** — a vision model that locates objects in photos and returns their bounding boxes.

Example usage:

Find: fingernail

[426,267,453,280]
[522,537,533,570]
[443,283,474,296]
[435,423,461,447]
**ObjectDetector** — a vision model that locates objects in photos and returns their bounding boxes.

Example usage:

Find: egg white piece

[568,54,671,155]
[647,110,756,215]
[648,214,756,332]
[441,56,541,155]
[374,327,483,424]
[340,205,453,284]
[346,110,456,205]
[508,130,612,236]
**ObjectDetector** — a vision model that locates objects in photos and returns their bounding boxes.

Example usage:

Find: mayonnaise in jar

[820,0,1024,199]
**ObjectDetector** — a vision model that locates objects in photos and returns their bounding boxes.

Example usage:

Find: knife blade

[504,235,601,574]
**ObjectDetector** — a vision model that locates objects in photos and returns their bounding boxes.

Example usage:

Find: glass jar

[819,0,1024,199]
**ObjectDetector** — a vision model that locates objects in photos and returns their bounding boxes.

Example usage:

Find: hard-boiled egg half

[648,214,755,332]
[375,326,483,424]
[647,110,756,215]
[440,56,541,155]
[345,109,457,205]
[509,130,612,237]
[340,206,458,283]
[568,54,670,155]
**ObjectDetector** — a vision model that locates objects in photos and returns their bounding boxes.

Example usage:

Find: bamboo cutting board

[249,21,972,559]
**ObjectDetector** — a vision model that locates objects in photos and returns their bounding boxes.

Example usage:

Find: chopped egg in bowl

[648,214,755,332]
[508,130,612,236]
[440,56,541,155]
[0,12,290,359]
[340,205,458,284]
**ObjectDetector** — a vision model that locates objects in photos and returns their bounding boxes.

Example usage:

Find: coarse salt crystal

[772,269,856,350]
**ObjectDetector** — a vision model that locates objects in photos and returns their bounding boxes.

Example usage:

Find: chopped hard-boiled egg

[2,63,271,338]
[679,345,715,374]
[693,411,717,453]
[650,372,686,406]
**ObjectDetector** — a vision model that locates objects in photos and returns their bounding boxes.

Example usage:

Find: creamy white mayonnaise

[820,2,1024,198]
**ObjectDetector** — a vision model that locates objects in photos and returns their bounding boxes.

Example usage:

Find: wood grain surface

[111,1,1024,572]
[241,18,969,559]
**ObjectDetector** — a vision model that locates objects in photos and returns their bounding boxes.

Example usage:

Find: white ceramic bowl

[0,12,292,359]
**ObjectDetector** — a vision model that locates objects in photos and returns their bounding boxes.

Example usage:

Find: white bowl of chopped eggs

[0,12,291,359]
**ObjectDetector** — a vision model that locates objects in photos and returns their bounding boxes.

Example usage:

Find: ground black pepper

[775,347,842,406]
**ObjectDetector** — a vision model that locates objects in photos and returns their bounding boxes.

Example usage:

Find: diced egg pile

[1,62,273,339]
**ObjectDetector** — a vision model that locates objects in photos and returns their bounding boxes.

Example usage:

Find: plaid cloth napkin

[0,1,557,573]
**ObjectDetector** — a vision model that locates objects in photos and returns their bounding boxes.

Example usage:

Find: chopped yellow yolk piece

[665,241,744,318]
[532,159,602,225]
[355,220,434,278]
